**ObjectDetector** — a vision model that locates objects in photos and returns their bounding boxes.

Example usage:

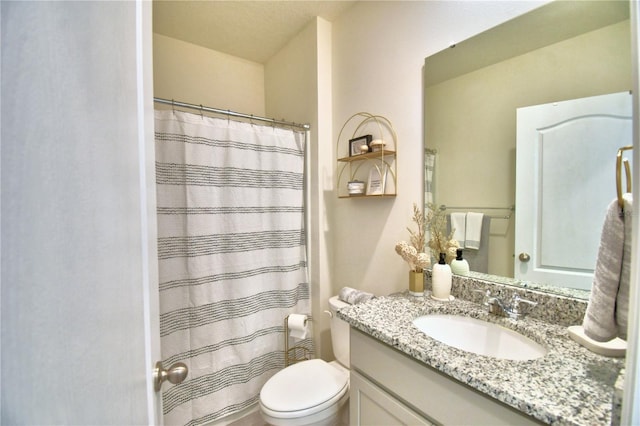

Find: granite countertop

[337,292,624,426]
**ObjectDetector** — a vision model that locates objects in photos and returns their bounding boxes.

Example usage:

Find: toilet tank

[328,296,351,368]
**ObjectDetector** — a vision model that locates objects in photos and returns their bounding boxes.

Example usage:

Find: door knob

[519,253,531,262]
[154,361,188,392]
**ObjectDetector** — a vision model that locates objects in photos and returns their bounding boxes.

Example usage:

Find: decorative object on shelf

[370,139,386,152]
[425,202,459,263]
[432,252,453,300]
[451,248,470,276]
[366,165,387,196]
[395,203,430,296]
[336,112,397,198]
[349,135,372,156]
[347,180,365,196]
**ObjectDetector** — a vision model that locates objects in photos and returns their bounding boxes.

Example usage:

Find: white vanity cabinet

[349,329,542,426]
[350,371,432,425]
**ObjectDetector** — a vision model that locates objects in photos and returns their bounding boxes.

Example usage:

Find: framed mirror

[424,0,631,298]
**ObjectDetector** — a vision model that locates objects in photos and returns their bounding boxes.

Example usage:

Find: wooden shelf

[338,193,397,199]
[338,150,396,163]
[335,113,397,198]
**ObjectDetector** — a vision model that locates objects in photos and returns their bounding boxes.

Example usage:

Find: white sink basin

[412,314,547,361]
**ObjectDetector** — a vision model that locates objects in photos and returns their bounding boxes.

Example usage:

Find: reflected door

[515,91,632,290]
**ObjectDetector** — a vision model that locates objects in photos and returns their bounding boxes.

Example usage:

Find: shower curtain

[154,109,312,426]
[425,148,436,205]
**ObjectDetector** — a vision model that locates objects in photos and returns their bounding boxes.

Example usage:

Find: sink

[412,314,547,361]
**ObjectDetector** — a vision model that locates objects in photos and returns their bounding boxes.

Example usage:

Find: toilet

[259,296,351,426]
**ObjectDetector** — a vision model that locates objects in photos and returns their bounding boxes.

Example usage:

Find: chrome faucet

[473,289,537,320]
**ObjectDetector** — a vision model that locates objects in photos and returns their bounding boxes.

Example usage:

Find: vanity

[378,1,629,423]
[337,284,624,425]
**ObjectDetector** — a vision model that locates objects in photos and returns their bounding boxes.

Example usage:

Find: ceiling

[153,1,357,64]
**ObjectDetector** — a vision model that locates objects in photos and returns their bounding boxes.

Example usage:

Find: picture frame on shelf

[366,165,387,195]
[349,135,372,156]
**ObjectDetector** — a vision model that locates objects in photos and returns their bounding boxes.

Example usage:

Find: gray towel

[616,193,632,340]
[338,287,375,305]
[583,198,627,342]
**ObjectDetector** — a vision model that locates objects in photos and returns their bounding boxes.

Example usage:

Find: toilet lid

[260,359,348,413]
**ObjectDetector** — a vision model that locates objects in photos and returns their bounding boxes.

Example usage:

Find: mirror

[424,0,631,299]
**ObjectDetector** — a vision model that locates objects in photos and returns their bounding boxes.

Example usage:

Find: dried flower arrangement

[395,203,430,272]
[425,202,459,263]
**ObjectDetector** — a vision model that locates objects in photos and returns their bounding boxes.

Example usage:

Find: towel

[465,212,484,250]
[450,213,466,247]
[338,287,375,305]
[446,215,490,273]
[583,198,626,342]
[616,193,632,340]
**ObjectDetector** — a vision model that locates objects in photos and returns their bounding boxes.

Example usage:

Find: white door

[515,91,632,290]
[1,2,163,423]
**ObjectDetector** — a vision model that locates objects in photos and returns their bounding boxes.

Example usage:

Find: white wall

[330,1,547,299]
[153,33,265,115]
[265,17,335,361]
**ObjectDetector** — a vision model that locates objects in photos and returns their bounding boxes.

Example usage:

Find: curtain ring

[199,104,204,119]
[171,99,175,115]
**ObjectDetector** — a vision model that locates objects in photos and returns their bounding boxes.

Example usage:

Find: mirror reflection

[424,0,631,297]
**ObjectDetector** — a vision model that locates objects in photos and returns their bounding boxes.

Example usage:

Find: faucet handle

[472,289,492,306]
[510,294,537,318]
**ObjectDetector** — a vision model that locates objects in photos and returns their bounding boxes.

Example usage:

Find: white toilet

[259,296,351,426]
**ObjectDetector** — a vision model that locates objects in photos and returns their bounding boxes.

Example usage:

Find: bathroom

[1,0,639,425]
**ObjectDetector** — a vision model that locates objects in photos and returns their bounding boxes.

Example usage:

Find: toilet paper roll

[288,314,308,341]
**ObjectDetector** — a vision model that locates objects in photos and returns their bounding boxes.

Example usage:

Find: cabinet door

[351,329,541,425]
[350,371,434,426]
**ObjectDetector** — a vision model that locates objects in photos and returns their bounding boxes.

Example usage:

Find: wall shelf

[338,150,396,163]
[336,113,397,198]
[338,193,396,199]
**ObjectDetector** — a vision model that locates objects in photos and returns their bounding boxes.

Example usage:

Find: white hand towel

[450,213,466,248]
[465,212,484,250]
[583,199,625,342]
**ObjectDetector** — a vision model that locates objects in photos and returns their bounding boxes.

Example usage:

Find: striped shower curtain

[424,148,436,205]
[154,109,312,426]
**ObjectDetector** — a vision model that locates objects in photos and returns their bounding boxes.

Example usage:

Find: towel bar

[439,205,515,220]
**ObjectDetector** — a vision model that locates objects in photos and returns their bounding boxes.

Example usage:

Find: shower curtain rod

[154,97,310,130]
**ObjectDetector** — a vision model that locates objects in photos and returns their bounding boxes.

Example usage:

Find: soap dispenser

[431,252,452,300]
[451,248,470,276]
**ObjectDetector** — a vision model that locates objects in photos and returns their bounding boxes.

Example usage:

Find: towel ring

[616,145,633,209]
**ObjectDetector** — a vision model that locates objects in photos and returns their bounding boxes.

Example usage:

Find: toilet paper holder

[284,314,313,367]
